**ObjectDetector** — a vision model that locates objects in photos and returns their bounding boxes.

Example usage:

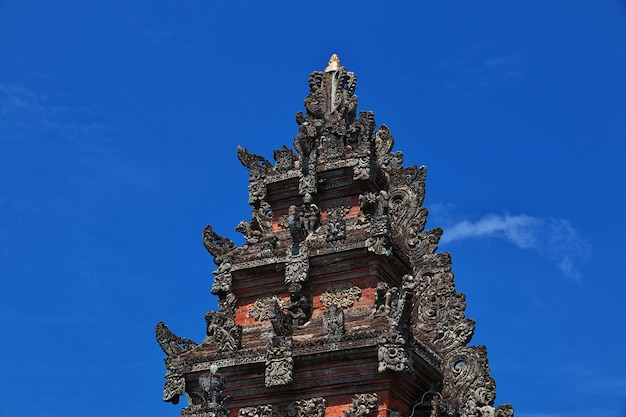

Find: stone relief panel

[204,311,242,354]
[325,204,350,242]
[323,304,345,344]
[319,283,362,309]
[343,393,378,417]
[265,336,293,387]
[439,346,513,417]
[249,296,287,322]
[285,244,309,284]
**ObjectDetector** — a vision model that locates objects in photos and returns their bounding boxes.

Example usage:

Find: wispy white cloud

[432,208,590,280]
[440,45,526,90]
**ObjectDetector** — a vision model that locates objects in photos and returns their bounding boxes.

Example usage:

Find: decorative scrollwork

[343,393,378,417]
[325,204,350,242]
[439,346,513,417]
[202,224,236,264]
[249,296,286,322]
[320,283,362,309]
[323,304,345,344]
[156,321,197,357]
[265,336,293,387]
[204,311,242,353]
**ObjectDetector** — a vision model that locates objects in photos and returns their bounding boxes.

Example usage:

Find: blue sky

[1,1,625,416]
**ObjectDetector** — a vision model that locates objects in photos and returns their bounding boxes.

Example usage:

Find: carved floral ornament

[249,296,287,321]
[319,283,362,309]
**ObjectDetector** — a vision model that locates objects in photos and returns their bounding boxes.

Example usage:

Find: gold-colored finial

[325,54,340,72]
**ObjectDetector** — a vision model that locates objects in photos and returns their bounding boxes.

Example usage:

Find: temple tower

[155,55,513,417]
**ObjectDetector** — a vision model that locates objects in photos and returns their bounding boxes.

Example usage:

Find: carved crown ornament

[155,55,513,417]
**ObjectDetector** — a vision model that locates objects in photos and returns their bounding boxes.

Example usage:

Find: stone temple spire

[156,56,514,417]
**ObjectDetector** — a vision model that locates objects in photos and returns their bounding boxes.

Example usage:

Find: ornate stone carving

[182,366,230,417]
[156,321,198,357]
[302,193,321,235]
[202,224,236,264]
[439,346,513,417]
[410,253,475,356]
[249,296,286,322]
[286,283,312,327]
[358,192,377,224]
[320,283,362,309]
[269,298,292,337]
[274,145,296,174]
[285,242,309,284]
[374,282,398,316]
[238,405,273,417]
[325,204,349,242]
[343,393,378,417]
[218,293,237,318]
[365,190,392,256]
[265,336,293,387]
[238,145,273,205]
[236,201,274,247]
[292,397,327,417]
[211,261,232,295]
[238,398,326,417]
[204,311,242,353]
[377,326,410,373]
[323,304,345,344]
[162,372,185,403]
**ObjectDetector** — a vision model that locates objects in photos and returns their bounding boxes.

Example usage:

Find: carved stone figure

[265,336,293,387]
[211,261,232,295]
[286,283,311,327]
[268,298,292,337]
[374,282,397,316]
[302,193,321,235]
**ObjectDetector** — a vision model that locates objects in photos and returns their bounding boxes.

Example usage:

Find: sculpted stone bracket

[343,393,378,417]
[265,336,294,387]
